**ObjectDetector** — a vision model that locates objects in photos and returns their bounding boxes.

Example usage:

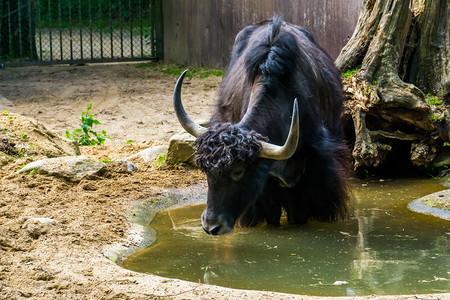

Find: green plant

[2,110,8,115]
[153,153,166,168]
[429,112,440,121]
[66,103,110,146]
[100,158,112,163]
[342,68,359,78]
[426,94,441,107]
[21,133,28,140]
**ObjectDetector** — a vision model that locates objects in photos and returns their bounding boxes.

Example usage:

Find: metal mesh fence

[1,0,161,65]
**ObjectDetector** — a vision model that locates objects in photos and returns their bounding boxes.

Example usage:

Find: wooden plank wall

[162,0,362,68]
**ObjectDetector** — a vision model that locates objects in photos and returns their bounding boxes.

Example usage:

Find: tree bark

[337,0,449,173]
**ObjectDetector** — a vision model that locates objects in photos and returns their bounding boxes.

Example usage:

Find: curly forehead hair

[194,123,266,172]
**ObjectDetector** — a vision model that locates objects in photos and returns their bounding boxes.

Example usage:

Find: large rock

[166,131,196,165]
[18,155,104,181]
[408,189,449,220]
[166,120,209,166]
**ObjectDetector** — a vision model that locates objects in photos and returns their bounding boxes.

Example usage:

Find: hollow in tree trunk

[336,0,449,174]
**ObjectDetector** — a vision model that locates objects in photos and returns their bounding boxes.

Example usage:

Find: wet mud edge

[103,182,208,265]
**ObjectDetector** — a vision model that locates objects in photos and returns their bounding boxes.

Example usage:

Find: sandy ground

[0,63,447,299]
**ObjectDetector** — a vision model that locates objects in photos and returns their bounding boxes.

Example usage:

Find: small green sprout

[426,94,441,107]
[342,68,359,78]
[153,153,166,168]
[66,103,110,146]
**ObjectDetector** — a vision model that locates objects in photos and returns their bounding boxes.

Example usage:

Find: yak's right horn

[258,98,300,160]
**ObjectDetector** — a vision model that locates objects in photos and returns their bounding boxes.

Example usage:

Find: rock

[165,120,209,166]
[408,189,450,220]
[22,217,56,239]
[125,145,168,163]
[18,155,104,181]
[166,131,196,165]
[111,159,138,172]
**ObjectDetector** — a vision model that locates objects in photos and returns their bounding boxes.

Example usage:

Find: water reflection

[122,178,449,296]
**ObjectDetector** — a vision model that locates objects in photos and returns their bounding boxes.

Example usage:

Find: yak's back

[214,16,343,136]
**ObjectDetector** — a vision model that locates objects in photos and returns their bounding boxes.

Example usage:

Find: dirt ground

[0,63,447,300]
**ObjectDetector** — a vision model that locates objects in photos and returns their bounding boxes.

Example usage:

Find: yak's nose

[203,224,222,235]
[201,210,233,235]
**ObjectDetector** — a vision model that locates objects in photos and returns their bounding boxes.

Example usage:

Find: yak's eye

[230,166,245,181]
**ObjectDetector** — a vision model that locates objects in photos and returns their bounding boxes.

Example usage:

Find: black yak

[173,16,349,235]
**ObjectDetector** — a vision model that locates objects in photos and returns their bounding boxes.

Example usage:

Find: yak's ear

[268,156,307,188]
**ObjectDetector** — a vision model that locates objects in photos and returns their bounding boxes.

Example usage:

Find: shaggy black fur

[199,15,349,232]
[195,123,266,173]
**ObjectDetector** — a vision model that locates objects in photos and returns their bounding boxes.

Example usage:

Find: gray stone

[166,131,196,165]
[125,145,168,163]
[22,217,56,239]
[112,159,138,172]
[18,155,104,181]
[408,189,449,220]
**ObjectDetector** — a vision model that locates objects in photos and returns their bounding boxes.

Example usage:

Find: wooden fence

[163,0,362,68]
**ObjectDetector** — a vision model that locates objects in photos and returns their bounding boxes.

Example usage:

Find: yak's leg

[282,191,309,225]
[238,179,282,227]
[284,136,349,224]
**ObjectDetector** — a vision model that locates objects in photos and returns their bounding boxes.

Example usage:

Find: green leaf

[82,123,90,133]
[84,116,94,127]
[97,136,105,144]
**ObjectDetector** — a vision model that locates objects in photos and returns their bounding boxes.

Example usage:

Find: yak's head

[173,70,299,235]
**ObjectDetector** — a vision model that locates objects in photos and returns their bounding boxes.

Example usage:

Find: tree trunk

[1,0,38,61]
[336,0,449,173]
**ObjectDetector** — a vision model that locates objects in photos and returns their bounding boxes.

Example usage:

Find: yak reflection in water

[122,178,449,296]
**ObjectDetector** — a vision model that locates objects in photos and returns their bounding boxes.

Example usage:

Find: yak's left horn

[173,70,207,137]
[258,99,300,160]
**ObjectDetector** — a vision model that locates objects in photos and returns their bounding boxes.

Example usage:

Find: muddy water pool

[122,178,449,296]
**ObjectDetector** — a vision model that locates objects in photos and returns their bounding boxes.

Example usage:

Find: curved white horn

[173,70,207,137]
[258,98,300,160]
